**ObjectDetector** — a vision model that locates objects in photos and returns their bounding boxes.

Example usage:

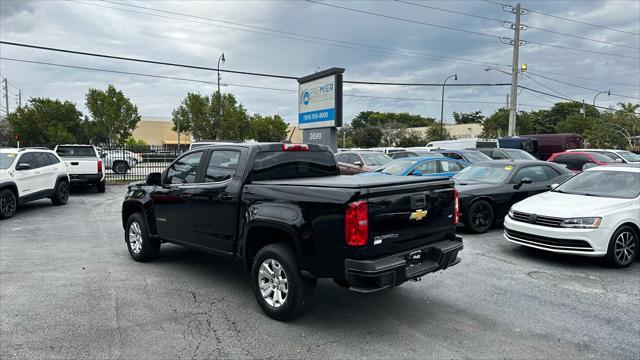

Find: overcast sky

[1,0,638,125]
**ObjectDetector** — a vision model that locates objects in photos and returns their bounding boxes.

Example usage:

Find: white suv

[0,148,70,219]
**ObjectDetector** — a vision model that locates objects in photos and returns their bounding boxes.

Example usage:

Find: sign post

[298,67,344,152]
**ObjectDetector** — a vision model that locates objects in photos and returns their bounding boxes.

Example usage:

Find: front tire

[125,213,160,262]
[251,244,316,321]
[51,181,69,206]
[0,189,17,219]
[465,200,495,234]
[605,226,637,268]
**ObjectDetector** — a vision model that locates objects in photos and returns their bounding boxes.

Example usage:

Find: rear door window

[205,150,239,182]
[512,166,551,183]
[414,160,437,174]
[440,160,464,172]
[34,152,52,168]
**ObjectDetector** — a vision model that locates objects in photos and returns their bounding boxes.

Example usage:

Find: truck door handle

[218,193,233,201]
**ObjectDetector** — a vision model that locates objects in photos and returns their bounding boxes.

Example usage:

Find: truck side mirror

[146,172,162,186]
[15,163,31,171]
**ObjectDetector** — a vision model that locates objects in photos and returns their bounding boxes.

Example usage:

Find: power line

[518,85,612,111]
[521,73,570,99]
[68,0,510,70]
[311,0,639,60]
[527,69,638,87]
[0,42,511,87]
[482,0,640,36]
[526,71,640,100]
[397,0,638,50]
[1,56,525,108]
[0,41,298,80]
[344,80,509,87]
[306,0,500,39]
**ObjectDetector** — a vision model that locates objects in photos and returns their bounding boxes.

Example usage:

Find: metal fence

[100,145,188,183]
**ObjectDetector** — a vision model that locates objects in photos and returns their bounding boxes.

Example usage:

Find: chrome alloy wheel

[128,221,143,254]
[258,259,288,308]
[614,231,636,266]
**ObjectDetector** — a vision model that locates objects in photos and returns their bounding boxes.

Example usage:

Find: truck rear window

[56,146,96,157]
[251,151,339,180]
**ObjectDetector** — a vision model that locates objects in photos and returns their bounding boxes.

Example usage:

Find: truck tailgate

[365,179,456,258]
[63,158,98,175]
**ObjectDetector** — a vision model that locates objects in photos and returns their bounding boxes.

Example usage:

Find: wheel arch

[242,221,303,272]
[0,182,19,198]
[122,200,157,236]
[616,222,640,239]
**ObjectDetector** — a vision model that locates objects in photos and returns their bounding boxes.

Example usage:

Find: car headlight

[559,217,602,228]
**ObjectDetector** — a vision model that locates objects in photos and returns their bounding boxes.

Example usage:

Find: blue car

[357,157,467,177]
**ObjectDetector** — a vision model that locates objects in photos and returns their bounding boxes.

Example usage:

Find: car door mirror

[550,183,559,190]
[614,158,623,163]
[15,163,32,171]
[353,161,363,167]
[513,177,532,189]
[146,172,162,186]
[411,170,423,176]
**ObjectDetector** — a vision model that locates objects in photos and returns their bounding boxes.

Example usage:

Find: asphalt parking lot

[1,185,638,359]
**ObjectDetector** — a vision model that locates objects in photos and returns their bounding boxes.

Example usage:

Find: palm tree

[618,102,639,114]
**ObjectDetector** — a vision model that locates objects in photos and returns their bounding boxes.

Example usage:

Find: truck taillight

[282,143,309,151]
[98,159,103,173]
[345,201,368,247]
[453,189,459,225]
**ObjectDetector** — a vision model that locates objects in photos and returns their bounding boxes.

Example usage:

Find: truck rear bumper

[69,173,104,184]
[344,236,463,293]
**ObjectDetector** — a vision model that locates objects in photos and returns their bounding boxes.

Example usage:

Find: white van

[425,138,497,150]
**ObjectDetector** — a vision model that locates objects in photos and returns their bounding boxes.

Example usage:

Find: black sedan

[454,160,574,233]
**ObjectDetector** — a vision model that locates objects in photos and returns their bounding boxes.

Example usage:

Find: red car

[547,151,611,173]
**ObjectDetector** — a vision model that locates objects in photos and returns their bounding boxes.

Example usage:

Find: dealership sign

[297,68,344,130]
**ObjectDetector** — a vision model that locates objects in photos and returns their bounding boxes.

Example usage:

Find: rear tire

[251,243,316,321]
[113,161,129,174]
[605,226,637,268]
[51,181,69,206]
[0,189,17,219]
[465,200,495,234]
[96,180,106,193]
[125,212,160,262]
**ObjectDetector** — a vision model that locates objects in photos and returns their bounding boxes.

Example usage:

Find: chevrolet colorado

[122,143,463,320]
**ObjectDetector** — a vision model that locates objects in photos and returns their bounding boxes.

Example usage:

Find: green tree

[0,119,13,146]
[426,125,451,142]
[351,111,435,129]
[481,108,534,138]
[351,127,383,147]
[172,91,251,141]
[395,129,426,147]
[250,114,288,142]
[85,84,141,146]
[453,111,484,124]
[6,98,89,146]
[337,127,354,148]
[125,137,148,146]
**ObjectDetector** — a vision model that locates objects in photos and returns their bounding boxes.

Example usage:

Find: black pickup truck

[122,143,463,320]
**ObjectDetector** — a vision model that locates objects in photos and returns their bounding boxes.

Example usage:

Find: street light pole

[593,90,610,107]
[217,52,225,139]
[440,73,457,140]
[507,2,522,137]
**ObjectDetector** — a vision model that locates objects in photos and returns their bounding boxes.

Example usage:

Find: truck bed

[250,175,451,189]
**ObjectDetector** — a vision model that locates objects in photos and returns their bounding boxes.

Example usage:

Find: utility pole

[582,99,586,118]
[18,90,21,108]
[506,94,510,109]
[3,78,8,115]
[507,3,522,137]
[176,117,181,151]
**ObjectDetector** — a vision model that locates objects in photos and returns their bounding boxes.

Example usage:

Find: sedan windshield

[463,151,493,162]
[454,164,513,184]
[0,153,18,169]
[503,149,536,160]
[617,151,640,163]
[555,170,640,199]
[372,159,417,175]
[361,153,392,166]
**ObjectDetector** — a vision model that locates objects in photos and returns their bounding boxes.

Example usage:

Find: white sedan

[504,165,639,267]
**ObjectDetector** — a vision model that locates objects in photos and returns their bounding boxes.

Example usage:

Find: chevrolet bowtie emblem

[410,209,427,221]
